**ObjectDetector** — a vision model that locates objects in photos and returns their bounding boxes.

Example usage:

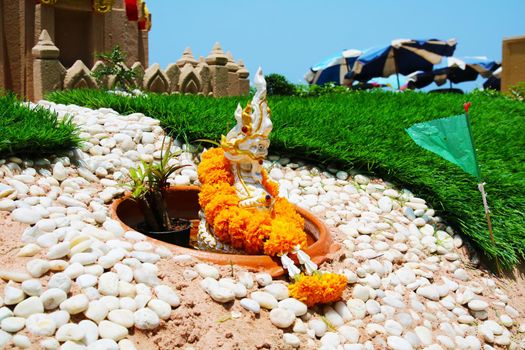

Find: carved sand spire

[176,47,198,68]
[237,59,250,96]
[32,30,65,100]
[205,43,229,97]
[237,59,249,79]
[32,30,59,59]
[225,51,239,72]
[205,42,228,66]
[225,51,240,96]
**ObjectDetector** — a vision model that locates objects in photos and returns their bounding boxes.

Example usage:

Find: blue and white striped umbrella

[349,38,457,82]
[407,57,501,88]
[305,49,362,85]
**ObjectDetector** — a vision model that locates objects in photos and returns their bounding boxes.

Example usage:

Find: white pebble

[134,308,160,330]
[98,320,128,341]
[269,308,296,328]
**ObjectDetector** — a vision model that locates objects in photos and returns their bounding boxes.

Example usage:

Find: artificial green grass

[0,93,80,157]
[47,89,525,268]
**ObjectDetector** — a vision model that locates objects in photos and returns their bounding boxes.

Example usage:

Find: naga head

[221,67,272,164]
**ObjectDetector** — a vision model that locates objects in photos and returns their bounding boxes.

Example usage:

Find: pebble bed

[0,100,522,349]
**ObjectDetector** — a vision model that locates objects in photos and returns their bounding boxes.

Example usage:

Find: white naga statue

[196,68,318,277]
[197,67,276,251]
[220,67,274,209]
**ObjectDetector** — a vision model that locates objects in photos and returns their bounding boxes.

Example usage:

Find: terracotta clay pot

[111,185,338,277]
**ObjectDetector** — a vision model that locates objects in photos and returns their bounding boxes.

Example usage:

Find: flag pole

[464,102,501,274]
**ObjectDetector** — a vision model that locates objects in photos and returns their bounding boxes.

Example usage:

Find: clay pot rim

[110,185,336,277]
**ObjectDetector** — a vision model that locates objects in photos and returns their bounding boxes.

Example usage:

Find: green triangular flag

[406,114,481,180]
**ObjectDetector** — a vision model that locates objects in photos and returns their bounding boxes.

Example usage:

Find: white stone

[238,272,254,289]
[345,298,366,319]
[500,314,513,327]
[395,267,416,285]
[133,265,160,286]
[26,259,51,277]
[77,274,98,288]
[255,273,272,287]
[378,197,393,212]
[13,296,44,317]
[1,316,26,332]
[339,325,359,343]
[118,339,138,350]
[387,336,413,350]
[40,288,67,310]
[251,291,278,310]
[17,244,41,257]
[321,332,341,347]
[264,283,289,301]
[4,284,25,305]
[153,285,180,307]
[0,199,16,212]
[134,308,160,330]
[99,272,120,296]
[89,339,119,350]
[414,326,433,346]
[278,298,307,316]
[21,279,43,296]
[49,310,70,328]
[385,320,403,336]
[40,338,60,350]
[56,323,85,342]
[195,263,220,279]
[269,308,296,328]
[208,285,235,303]
[53,162,68,181]
[468,299,488,311]
[283,333,300,348]
[352,285,370,301]
[108,309,134,328]
[147,299,171,320]
[85,300,109,323]
[0,307,12,322]
[60,294,89,314]
[322,305,344,327]
[240,298,260,313]
[79,319,98,344]
[48,273,72,293]
[12,334,31,348]
[11,207,41,224]
[98,320,128,341]
[309,319,327,338]
[119,297,137,311]
[416,285,440,301]
[465,335,481,350]
[25,313,56,336]
[70,253,97,265]
[47,242,70,259]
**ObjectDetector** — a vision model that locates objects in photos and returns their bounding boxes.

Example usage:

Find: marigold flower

[288,273,347,307]
[197,147,308,257]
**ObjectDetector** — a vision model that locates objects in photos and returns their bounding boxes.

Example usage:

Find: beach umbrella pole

[464,102,501,273]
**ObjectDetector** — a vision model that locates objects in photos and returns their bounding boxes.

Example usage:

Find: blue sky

[148,0,524,91]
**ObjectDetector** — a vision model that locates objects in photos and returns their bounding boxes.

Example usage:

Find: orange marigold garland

[288,273,348,307]
[197,148,306,256]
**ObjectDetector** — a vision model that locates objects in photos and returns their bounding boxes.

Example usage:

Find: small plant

[124,137,189,231]
[265,73,296,96]
[91,46,136,92]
